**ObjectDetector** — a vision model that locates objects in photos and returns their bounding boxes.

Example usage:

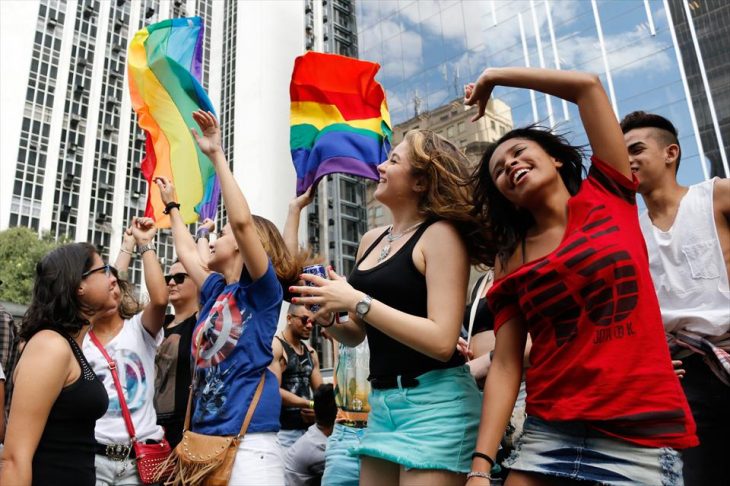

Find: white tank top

[640,178,730,336]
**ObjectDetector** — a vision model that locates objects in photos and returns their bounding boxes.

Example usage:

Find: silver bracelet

[119,248,133,256]
[466,471,492,480]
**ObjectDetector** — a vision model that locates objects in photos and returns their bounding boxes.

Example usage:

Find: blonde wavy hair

[401,130,484,265]
[252,215,308,289]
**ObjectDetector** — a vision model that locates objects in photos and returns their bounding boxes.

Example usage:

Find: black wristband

[471,452,496,468]
[163,201,180,214]
[318,313,336,328]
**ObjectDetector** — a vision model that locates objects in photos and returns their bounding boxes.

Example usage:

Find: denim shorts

[505,416,684,485]
[350,365,481,473]
[322,423,366,486]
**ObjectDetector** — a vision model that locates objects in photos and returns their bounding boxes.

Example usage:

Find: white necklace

[378,221,424,263]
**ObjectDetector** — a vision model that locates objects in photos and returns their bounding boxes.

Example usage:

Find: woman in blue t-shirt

[156,110,301,485]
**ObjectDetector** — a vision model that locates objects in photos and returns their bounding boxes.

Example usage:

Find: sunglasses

[289,314,311,325]
[82,264,112,279]
[165,273,189,285]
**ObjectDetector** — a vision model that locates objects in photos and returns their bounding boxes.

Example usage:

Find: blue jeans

[322,423,365,486]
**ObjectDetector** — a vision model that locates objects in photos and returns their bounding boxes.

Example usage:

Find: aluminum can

[302,264,327,312]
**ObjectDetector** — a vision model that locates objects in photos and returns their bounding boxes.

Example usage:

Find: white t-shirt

[83,313,164,444]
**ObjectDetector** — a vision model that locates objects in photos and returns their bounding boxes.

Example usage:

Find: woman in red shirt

[464,67,697,486]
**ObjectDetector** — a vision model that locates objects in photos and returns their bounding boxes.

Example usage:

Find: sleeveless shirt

[348,220,465,380]
[276,335,314,430]
[32,328,109,486]
[640,178,730,336]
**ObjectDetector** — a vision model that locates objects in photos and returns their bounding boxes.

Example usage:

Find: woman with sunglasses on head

[291,130,484,486]
[1,243,113,486]
[155,110,303,485]
[464,67,697,486]
[82,216,169,486]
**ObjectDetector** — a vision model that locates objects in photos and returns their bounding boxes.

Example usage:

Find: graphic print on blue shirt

[191,262,283,436]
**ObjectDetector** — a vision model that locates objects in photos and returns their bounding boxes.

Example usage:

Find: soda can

[301,264,349,322]
[302,264,327,312]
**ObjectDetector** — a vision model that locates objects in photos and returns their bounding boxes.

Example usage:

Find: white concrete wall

[232,1,304,231]
[0,0,40,230]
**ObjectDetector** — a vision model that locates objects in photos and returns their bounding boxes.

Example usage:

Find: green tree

[0,227,62,305]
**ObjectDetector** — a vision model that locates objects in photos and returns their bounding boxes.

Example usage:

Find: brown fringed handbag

[155,372,266,486]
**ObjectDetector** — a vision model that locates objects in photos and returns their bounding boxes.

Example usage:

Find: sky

[355,0,708,187]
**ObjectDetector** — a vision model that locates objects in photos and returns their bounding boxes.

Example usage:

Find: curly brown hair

[401,130,488,266]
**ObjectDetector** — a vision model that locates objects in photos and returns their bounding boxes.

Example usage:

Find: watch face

[356,300,369,316]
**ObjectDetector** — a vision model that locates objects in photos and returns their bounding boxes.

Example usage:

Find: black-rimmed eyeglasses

[82,264,112,279]
[165,273,189,285]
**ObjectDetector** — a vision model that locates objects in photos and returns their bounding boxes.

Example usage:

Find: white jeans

[94,454,142,486]
[230,432,285,486]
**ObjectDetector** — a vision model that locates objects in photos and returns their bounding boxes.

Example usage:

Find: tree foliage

[0,227,63,305]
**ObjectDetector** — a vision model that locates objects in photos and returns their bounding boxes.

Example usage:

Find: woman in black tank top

[1,244,113,486]
[291,130,485,484]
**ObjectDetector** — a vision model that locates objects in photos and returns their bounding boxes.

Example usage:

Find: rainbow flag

[127,17,219,227]
[290,52,392,195]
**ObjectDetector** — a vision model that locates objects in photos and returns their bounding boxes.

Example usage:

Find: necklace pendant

[378,244,391,263]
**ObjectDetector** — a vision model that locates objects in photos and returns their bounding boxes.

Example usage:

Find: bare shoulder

[713,178,730,215]
[420,220,466,251]
[23,329,71,358]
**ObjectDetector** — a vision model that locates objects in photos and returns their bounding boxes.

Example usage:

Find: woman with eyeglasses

[155,110,304,485]
[1,243,112,486]
[81,216,169,486]
[153,259,200,448]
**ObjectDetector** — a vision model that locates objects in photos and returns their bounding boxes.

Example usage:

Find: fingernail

[291,297,298,303]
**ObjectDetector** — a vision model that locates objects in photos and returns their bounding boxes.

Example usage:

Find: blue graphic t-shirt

[191,262,283,436]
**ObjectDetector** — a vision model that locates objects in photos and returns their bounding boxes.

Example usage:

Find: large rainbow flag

[290,52,392,195]
[127,17,219,227]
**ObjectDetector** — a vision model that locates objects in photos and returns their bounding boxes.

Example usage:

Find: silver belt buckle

[106,443,131,461]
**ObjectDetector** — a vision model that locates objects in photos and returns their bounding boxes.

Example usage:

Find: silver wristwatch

[355,294,372,320]
[137,242,156,255]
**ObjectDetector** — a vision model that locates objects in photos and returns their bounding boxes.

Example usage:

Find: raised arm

[113,226,135,279]
[191,110,269,281]
[283,186,315,256]
[466,67,630,179]
[293,221,468,361]
[155,177,211,289]
[195,218,216,265]
[132,217,168,336]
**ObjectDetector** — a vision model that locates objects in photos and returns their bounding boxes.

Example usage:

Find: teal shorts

[351,365,481,473]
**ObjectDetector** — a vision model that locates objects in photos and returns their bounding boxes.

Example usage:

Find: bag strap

[182,328,267,439]
[466,270,493,348]
[88,330,137,442]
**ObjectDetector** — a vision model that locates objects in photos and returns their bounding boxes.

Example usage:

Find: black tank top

[31,329,109,486]
[348,220,465,380]
[276,336,314,430]
[462,274,495,336]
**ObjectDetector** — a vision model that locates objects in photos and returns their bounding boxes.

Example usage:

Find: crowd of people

[0,66,727,486]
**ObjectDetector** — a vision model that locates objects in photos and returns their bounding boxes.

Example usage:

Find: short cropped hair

[620,111,681,171]
[313,384,337,427]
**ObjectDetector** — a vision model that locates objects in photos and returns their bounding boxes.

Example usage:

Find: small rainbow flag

[290,52,392,195]
[127,17,219,227]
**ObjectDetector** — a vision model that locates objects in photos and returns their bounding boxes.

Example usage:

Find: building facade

[355,0,721,188]
[0,0,304,288]
[666,0,729,178]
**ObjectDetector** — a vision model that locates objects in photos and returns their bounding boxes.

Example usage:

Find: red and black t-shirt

[488,156,697,449]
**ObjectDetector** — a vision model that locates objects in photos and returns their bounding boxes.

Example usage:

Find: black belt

[95,442,136,460]
[370,375,420,390]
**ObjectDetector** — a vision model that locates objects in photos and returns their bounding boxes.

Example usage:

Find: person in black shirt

[1,243,111,486]
[154,259,199,448]
[270,302,323,451]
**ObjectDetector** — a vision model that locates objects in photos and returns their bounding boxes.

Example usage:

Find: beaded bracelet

[466,471,491,480]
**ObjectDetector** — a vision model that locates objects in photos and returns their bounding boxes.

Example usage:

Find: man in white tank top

[621,111,730,486]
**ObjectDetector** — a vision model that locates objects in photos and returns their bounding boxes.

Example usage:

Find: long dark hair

[471,125,586,267]
[20,242,98,340]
